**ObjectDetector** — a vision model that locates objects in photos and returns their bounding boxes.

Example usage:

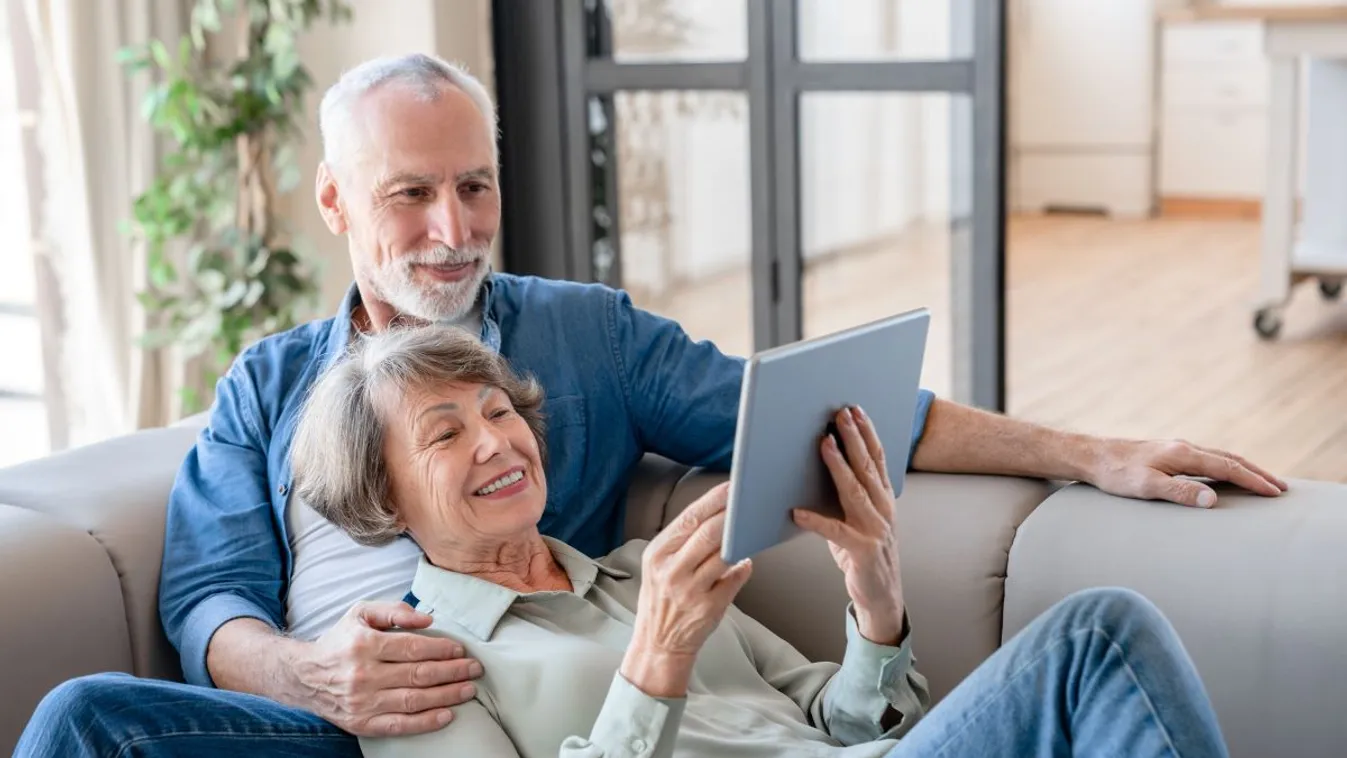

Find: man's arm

[911,398,1287,507]
[605,290,933,471]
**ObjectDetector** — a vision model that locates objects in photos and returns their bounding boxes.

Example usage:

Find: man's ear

[316,162,348,235]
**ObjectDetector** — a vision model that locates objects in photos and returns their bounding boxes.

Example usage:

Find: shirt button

[278,484,288,496]
[631,738,647,753]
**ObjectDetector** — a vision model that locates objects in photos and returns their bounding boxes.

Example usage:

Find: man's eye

[400,187,430,199]
[463,183,489,195]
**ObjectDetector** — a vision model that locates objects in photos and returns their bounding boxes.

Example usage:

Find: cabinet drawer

[1163,22,1264,64]
[1162,63,1269,108]
[1160,109,1267,197]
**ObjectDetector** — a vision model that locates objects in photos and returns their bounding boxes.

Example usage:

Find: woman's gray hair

[319,53,498,172]
[290,325,545,546]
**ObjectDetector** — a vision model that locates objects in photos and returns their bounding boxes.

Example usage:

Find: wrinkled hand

[792,406,905,646]
[1088,438,1288,508]
[293,601,481,736]
[624,483,754,697]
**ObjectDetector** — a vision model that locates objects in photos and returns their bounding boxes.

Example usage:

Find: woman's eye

[490,407,512,420]
[434,429,458,443]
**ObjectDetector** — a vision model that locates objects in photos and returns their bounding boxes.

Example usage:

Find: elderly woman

[290,325,1229,758]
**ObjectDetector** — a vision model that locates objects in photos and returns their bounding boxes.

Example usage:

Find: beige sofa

[2,420,1346,757]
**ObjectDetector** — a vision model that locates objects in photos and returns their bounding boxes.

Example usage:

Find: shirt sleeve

[822,605,931,744]
[559,673,686,758]
[158,359,287,687]
[605,290,936,471]
[725,603,930,745]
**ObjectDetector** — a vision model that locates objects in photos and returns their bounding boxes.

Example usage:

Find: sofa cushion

[665,470,1053,703]
[0,505,134,754]
[1005,479,1347,758]
[0,425,201,682]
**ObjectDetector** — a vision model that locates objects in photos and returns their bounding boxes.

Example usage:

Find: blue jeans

[886,587,1228,757]
[16,588,1224,757]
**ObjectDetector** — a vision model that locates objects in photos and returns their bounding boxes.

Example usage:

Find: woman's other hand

[622,483,753,698]
[793,407,906,646]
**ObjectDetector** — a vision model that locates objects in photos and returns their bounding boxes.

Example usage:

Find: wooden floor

[633,214,1347,483]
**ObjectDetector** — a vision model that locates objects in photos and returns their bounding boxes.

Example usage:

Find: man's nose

[431,194,473,250]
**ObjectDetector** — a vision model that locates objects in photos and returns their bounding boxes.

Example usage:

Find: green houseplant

[121,0,352,411]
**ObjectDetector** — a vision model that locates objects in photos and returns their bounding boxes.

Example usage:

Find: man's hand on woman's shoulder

[289,601,482,736]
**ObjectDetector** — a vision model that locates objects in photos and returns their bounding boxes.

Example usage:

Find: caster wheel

[1319,279,1344,300]
[1254,309,1283,339]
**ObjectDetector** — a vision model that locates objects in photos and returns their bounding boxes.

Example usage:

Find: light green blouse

[359,537,930,758]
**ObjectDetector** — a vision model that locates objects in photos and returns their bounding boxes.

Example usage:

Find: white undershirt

[284,303,484,640]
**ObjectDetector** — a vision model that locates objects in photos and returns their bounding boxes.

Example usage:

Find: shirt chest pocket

[541,395,588,516]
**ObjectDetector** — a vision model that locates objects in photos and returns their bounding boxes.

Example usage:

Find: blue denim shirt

[158,273,935,688]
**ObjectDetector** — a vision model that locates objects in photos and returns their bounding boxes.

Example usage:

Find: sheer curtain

[22,0,187,449]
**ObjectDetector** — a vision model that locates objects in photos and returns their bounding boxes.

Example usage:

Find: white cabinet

[1157,21,1270,199]
[1008,0,1157,217]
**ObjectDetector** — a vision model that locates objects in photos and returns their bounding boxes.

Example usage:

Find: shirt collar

[319,274,501,372]
[409,536,631,641]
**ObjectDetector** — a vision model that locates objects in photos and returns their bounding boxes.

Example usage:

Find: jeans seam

[926,625,1182,758]
[112,730,354,758]
[1103,633,1183,758]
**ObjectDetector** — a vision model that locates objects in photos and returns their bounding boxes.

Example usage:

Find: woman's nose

[473,421,510,462]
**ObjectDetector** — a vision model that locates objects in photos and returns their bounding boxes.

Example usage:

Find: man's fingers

[354,601,433,632]
[1198,445,1288,493]
[361,708,455,738]
[375,629,467,663]
[1191,450,1283,497]
[371,656,483,691]
[1155,475,1218,508]
[373,680,480,716]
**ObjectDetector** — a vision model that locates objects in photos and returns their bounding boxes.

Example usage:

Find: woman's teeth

[475,470,523,496]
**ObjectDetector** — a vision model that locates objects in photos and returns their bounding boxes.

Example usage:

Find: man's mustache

[398,245,489,268]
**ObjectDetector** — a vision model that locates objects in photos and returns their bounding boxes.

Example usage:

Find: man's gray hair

[318,52,498,171]
[290,325,545,546]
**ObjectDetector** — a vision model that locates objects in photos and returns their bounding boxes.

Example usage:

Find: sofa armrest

[1005,479,1347,758]
[663,469,1055,702]
[0,505,134,754]
[0,425,202,682]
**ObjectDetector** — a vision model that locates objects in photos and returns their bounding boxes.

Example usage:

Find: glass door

[493,0,1005,409]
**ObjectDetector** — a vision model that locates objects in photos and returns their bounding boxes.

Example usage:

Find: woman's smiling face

[383,380,548,551]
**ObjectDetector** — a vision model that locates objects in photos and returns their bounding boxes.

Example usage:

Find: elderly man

[16,52,1284,757]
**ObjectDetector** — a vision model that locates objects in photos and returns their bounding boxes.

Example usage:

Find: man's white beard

[366,244,491,323]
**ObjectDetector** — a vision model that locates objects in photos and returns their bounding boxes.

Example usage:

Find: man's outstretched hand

[1086,438,1288,508]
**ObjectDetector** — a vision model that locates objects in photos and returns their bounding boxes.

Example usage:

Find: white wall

[279,0,494,315]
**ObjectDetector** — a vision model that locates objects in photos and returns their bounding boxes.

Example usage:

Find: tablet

[721,308,930,564]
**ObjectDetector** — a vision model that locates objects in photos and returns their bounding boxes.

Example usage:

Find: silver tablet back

[722,308,930,564]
